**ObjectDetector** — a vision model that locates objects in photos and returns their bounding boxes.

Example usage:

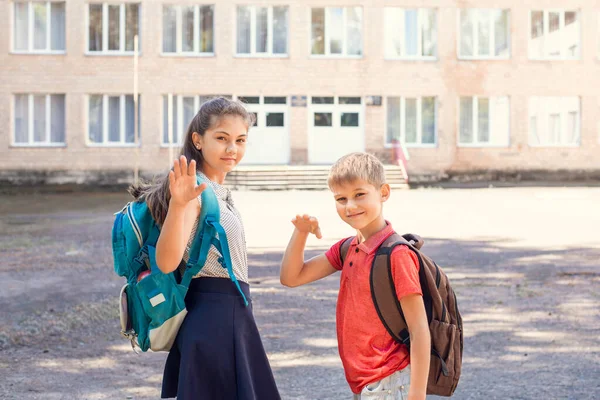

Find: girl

[130,97,280,400]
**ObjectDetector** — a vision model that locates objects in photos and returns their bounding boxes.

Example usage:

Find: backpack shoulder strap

[180,177,221,286]
[370,233,413,347]
[182,175,249,306]
[340,233,420,268]
[182,175,220,276]
[338,237,353,267]
[208,219,248,306]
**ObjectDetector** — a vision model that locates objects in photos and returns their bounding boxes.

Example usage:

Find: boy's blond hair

[327,152,386,189]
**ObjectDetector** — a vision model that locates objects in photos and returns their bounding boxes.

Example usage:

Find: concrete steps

[225,165,408,190]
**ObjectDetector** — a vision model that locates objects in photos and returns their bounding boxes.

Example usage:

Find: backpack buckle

[134,247,149,268]
[399,330,411,349]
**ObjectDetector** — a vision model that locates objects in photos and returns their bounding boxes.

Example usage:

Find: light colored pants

[352,366,411,400]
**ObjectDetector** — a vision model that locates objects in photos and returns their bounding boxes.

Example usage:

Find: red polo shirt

[325,222,422,394]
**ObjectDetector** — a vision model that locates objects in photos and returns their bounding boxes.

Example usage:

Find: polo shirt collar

[353,221,394,255]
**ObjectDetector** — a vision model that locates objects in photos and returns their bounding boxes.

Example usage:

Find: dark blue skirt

[161,277,280,399]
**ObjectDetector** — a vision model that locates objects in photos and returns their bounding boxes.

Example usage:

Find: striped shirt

[181,172,248,283]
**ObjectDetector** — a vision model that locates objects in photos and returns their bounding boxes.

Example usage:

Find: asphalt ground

[1,186,599,399]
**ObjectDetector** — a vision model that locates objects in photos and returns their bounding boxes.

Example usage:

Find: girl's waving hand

[168,155,207,207]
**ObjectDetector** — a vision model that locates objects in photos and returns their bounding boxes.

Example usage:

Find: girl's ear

[380,183,391,202]
[191,132,202,149]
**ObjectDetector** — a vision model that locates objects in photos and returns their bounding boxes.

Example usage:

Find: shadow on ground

[0,192,598,399]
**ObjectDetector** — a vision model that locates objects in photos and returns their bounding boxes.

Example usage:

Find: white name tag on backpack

[150,293,166,307]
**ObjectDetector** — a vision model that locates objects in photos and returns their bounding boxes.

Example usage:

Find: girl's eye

[356,193,365,198]
[237,139,246,143]
[336,198,346,203]
[217,137,226,141]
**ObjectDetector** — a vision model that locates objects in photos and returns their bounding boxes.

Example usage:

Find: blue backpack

[112,175,248,352]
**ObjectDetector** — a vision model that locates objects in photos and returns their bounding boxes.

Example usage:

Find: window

[459,96,509,146]
[384,8,436,59]
[13,94,65,145]
[529,10,580,59]
[314,113,332,127]
[341,112,359,127]
[162,95,219,146]
[459,9,509,59]
[87,3,140,53]
[311,7,362,56]
[311,96,360,105]
[387,97,436,146]
[239,96,259,104]
[264,96,286,104]
[339,97,361,104]
[13,1,65,53]
[311,96,334,104]
[236,6,288,56]
[529,97,580,146]
[266,112,284,127]
[162,5,214,54]
[88,94,140,146]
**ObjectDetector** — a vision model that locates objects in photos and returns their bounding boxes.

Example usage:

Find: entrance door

[308,96,364,164]
[238,96,290,165]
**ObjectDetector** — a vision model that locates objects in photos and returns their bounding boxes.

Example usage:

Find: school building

[1,0,600,185]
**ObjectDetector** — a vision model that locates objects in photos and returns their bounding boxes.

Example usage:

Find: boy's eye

[336,197,346,203]
[355,193,365,197]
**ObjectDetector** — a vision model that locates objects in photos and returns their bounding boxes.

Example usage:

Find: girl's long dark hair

[128,97,254,225]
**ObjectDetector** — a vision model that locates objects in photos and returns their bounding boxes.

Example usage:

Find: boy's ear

[380,183,391,202]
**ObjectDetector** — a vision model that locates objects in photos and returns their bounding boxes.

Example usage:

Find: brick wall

[1,0,599,181]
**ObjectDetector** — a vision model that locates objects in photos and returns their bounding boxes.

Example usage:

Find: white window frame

[457,8,510,60]
[11,0,66,54]
[86,94,139,147]
[310,7,363,58]
[385,96,437,148]
[458,96,510,148]
[528,96,580,147]
[161,4,215,57]
[12,94,66,147]
[384,8,437,61]
[85,3,141,55]
[235,6,288,58]
[528,9,581,60]
[162,94,207,147]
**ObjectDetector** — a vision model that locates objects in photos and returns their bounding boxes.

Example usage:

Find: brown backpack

[340,232,463,396]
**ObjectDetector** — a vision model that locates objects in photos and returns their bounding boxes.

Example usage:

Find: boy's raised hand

[168,155,207,207]
[292,214,322,239]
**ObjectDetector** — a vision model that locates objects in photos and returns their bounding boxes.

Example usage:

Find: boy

[280,152,430,399]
